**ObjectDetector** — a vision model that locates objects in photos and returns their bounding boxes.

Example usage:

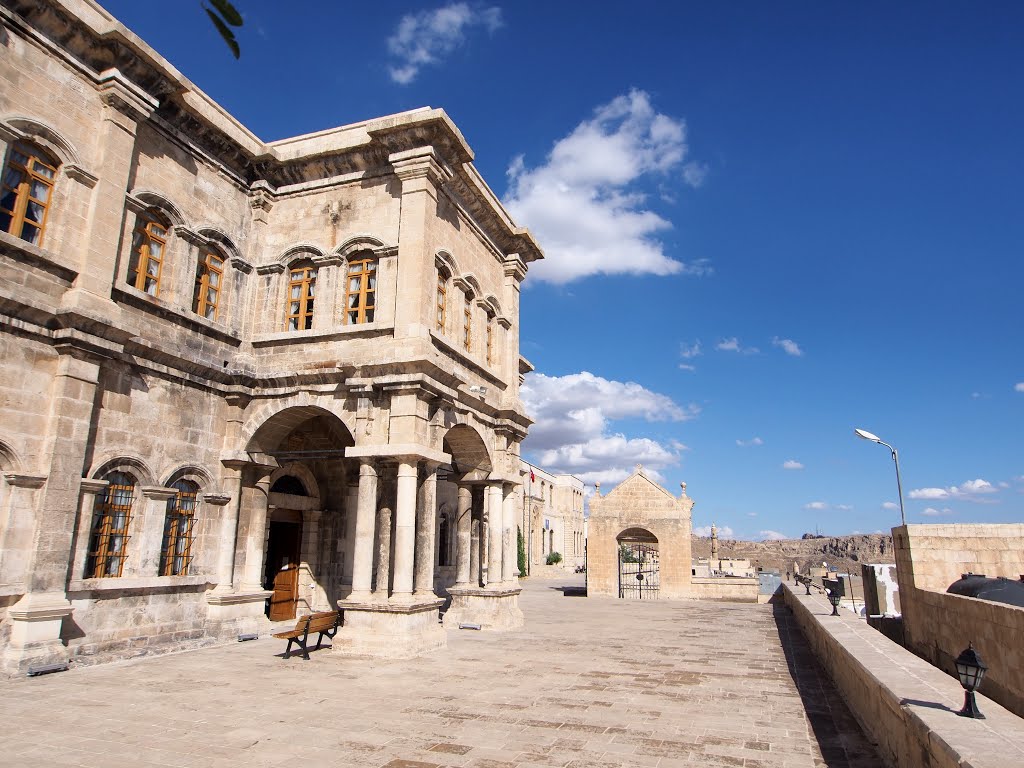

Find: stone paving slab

[0,578,880,767]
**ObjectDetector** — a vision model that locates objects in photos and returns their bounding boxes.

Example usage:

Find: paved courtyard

[0,577,880,768]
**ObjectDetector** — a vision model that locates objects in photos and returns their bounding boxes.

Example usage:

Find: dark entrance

[617,528,660,599]
[265,518,302,621]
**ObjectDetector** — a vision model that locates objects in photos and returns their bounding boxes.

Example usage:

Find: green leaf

[205,8,240,58]
[210,0,243,27]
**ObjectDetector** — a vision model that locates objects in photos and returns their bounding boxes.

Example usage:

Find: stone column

[68,479,110,582]
[413,463,438,597]
[239,473,272,593]
[391,459,419,599]
[454,484,472,586]
[487,483,503,587]
[469,488,481,587]
[502,483,517,583]
[374,504,392,597]
[349,459,378,600]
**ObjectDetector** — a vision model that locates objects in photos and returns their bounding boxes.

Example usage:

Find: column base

[205,589,272,638]
[2,591,73,675]
[442,585,524,631]
[334,597,446,659]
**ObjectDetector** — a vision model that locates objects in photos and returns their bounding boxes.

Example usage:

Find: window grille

[85,472,135,578]
[160,480,198,576]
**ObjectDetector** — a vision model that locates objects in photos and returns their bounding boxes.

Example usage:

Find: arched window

[193,247,225,320]
[86,472,136,578]
[345,254,376,324]
[127,209,170,296]
[285,260,317,331]
[435,268,448,333]
[462,292,472,351]
[161,479,198,576]
[0,141,58,246]
[485,311,495,366]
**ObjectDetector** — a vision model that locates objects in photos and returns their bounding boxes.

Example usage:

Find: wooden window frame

[344,255,377,325]
[463,293,472,352]
[285,261,317,331]
[193,248,225,321]
[436,270,447,333]
[0,141,57,247]
[160,480,198,576]
[85,472,135,579]
[127,209,169,296]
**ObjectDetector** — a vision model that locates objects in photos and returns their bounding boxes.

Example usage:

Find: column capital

[96,68,158,123]
[78,478,110,495]
[140,485,178,501]
[389,146,453,188]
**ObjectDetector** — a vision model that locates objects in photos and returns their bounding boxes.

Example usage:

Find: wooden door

[269,563,299,621]
[265,519,302,620]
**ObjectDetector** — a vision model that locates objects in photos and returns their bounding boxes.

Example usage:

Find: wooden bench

[272,610,343,660]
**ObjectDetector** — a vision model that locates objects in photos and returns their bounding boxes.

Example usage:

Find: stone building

[0,0,541,673]
[587,467,694,599]
[519,461,585,573]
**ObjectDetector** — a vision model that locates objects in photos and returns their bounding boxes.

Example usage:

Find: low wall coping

[783,583,1024,767]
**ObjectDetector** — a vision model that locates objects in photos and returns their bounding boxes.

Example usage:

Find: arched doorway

[246,406,355,619]
[438,424,493,591]
[617,527,659,599]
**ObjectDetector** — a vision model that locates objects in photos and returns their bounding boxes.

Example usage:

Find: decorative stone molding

[202,493,232,506]
[96,69,158,123]
[255,262,286,275]
[389,146,454,188]
[4,473,46,489]
[503,254,528,282]
[64,164,99,188]
[229,257,253,274]
[173,226,207,247]
[140,485,178,501]
[79,478,110,495]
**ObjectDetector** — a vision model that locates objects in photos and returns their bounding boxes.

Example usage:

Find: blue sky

[102,1,1023,539]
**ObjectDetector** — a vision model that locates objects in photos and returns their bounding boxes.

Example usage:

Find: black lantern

[804,578,812,596]
[955,643,988,719]
[826,588,841,616]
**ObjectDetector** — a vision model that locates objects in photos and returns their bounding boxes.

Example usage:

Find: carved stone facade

[0,0,539,673]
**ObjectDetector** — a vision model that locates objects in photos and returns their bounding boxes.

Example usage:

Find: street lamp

[827,588,842,616]
[955,643,988,719]
[854,428,906,526]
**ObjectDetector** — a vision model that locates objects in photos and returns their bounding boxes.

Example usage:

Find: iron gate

[618,542,660,599]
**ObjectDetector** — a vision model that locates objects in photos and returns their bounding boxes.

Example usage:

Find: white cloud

[881,501,899,510]
[782,459,804,470]
[504,90,710,284]
[921,507,953,517]
[804,501,828,510]
[908,478,999,502]
[682,162,709,188]
[520,371,696,487]
[679,341,702,359]
[835,504,854,511]
[760,530,789,541]
[1015,382,1024,392]
[716,337,759,354]
[694,525,734,538]
[387,3,502,84]
[772,337,804,357]
[678,363,697,372]
[736,437,764,447]
[747,512,758,517]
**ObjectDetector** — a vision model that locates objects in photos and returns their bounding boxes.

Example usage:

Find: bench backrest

[307,611,340,633]
[290,614,312,632]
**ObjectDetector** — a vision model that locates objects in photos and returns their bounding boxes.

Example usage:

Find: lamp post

[955,643,988,719]
[827,588,842,616]
[854,428,906,526]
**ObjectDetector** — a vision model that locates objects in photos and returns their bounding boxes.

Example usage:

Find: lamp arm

[877,440,907,527]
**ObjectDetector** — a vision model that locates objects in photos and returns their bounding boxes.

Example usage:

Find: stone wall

[782,583,1024,768]
[689,577,758,602]
[893,524,1024,719]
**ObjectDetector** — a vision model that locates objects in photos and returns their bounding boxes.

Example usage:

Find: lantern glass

[955,645,987,692]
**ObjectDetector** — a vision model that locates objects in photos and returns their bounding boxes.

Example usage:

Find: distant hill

[690,532,894,576]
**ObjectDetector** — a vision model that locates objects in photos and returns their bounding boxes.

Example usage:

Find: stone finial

[635,463,643,471]
[680,481,687,496]
[594,481,601,496]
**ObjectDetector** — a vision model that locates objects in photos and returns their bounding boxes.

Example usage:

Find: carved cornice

[4,473,46,489]
[64,164,98,188]
[229,256,253,274]
[256,263,286,275]
[96,69,158,123]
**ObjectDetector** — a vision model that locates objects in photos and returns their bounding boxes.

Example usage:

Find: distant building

[519,461,585,572]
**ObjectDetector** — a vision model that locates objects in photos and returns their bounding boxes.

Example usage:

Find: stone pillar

[349,459,378,600]
[454,484,472,586]
[238,473,272,593]
[0,474,47,586]
[413,463,438,597]
[211,464,243,594]
[487,484,503,587]
[391,459,418,599]
[136,486,177,576]
[300,510,323,611]
[64,69,156,315]
[374,504,393,597]
[469,491,481,588]
[502,484,517,583]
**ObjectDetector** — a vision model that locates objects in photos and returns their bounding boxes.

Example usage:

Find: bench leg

[283,639,294,659]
